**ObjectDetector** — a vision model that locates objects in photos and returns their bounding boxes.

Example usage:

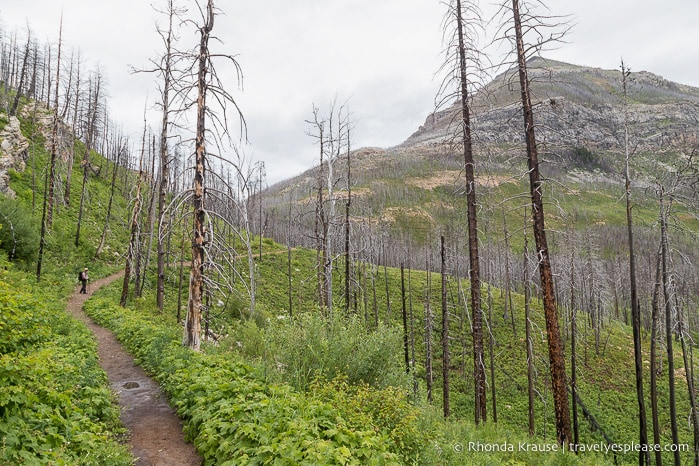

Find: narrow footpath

[66,271,202,466]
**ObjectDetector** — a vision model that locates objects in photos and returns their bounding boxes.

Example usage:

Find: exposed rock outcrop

[0,114,29,198]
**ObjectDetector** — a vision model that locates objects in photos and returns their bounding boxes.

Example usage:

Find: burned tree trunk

[46,16,63,229]
[157,0,177,312]
[184,0,216,350]
[441,236,450,418]
[75,74,101,248]
[121,121,146,307]
[659,190,680,466]
[621,60,649,466]
[650,247,662,466]
[511,0,571,444]
[523,217,535,436]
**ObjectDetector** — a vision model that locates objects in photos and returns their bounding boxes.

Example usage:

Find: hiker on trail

[79,267,89,294]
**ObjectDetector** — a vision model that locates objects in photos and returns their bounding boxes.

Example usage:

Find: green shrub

[0,196,40,265]
[310,376,424,462]
[235,311,409,391]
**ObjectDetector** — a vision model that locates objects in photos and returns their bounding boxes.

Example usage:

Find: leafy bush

[232,311,409,391]
[0,196,40,265]
[0,280,55,353]
[310,376,424,462]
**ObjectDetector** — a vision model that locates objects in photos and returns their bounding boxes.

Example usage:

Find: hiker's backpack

[78,272,82,281]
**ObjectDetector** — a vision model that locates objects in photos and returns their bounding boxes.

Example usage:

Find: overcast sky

[2,1,698,185]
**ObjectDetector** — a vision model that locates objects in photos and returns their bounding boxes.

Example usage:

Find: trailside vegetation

[0,266,131,464]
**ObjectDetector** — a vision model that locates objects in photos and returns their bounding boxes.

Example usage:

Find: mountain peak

[404,57,699,151]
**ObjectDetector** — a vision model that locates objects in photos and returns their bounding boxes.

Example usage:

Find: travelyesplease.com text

[459,441,690,455]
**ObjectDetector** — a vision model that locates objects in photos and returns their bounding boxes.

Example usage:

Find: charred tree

[620,60,649,466]
[37,15,62,280]
[441,236,450,418]
[95,137,125,257]
[438,0,487,424]
[63,51,81,206]
[344,123,352,314]
[510,0,571,444]
[570,253,579,447]
[486,284,497,423]
[45,15,63,229]
[650,247,662,466]
[120,120,146,307]
[9,28,30,116]
[401,263,410,374]
[181,0,245,348]
[659,189,680,466]
[425,251,434,404]
[153,0,182,312]
[523,215,535,436]
[75,73,102,247]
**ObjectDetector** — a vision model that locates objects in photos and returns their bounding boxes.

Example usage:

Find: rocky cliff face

[0,114,29,198]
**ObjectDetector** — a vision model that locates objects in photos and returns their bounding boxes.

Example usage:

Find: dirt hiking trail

[66,271,202,466]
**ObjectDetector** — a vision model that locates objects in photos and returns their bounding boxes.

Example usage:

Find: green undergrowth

[84,288,405,465]
[0,266,132,465]
[85,282,618,465]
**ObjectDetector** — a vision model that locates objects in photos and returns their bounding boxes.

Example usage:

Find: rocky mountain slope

[406,57,699,156]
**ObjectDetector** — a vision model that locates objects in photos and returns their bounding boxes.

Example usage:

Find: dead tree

[121,118,147,307]
[678,299,699,466]
[438,0,487,423]
[157,1,180,311]
[486,283,497,423]
[441,236,450,418]
[132,0,186,311]
[570,252,579,447]
[181,0,245,349]
[37,15,62,281]
[64,50,82,206]
[401,264,410,374]
[75,72,102,247]
[650,246,662,466]
[425,251,434,404]
[306,100,351,318]
[659,188,680,466]
[96,135,126,257]
[135,135,159,298]
[45,15,63,229]
[523,213,535,436]
[344,121,352,314]
[9,27,30,116]
[620,60,649,466]
[507,0,571,444]
[308,106,327,309]
[183,0,215,349]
